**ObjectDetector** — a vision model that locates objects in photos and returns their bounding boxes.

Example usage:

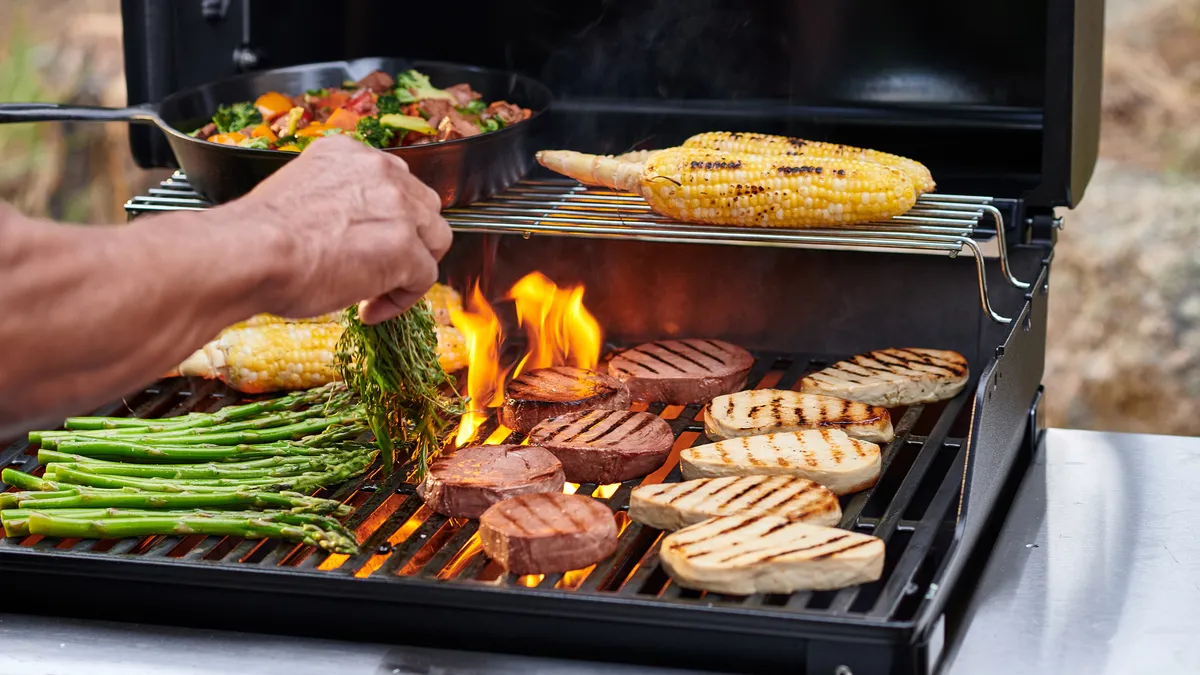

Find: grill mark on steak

[630,347,683,373]
[811,538,875,560]
[513,493,559,532]
[678,340,723,363]
[678,515,769,553]
[653,342,710,369]
[489,508,532,535]
[543,492,587,531]
[624,416,658,436]
[561,411,608,441]
[584,411,638,442]
[702,339,730,355]
[618,352,661,374]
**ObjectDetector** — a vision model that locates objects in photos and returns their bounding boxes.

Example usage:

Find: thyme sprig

[334,302,462,480]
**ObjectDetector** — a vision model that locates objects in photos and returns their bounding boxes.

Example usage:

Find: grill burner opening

[0,347,969,624]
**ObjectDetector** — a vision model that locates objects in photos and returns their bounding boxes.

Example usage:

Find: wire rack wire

[125,173,1022,323]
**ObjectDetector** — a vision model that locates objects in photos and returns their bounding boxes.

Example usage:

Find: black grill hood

[121,0,1102,208]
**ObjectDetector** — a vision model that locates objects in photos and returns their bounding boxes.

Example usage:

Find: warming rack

[125,173,1020,324]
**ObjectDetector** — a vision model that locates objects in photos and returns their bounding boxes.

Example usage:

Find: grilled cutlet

[499,366,631,434]
[479,493,618,575]
[630,475,841,531]
[704,389,894,443]
[527,410,673,484]
[607,339,753,405]
[798,348,969,407]
[680,428,881,496]
[660,515,884,594]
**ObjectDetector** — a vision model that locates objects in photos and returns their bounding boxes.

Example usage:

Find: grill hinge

[1024,210,1061,245]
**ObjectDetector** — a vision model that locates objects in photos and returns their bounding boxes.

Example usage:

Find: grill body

[2,177,1049,674]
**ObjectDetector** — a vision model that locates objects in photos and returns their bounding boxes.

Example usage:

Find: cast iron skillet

[0,57,552,206]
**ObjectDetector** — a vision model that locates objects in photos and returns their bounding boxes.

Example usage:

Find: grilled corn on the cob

[536,147,916,227]
[176,323,470,393]
[224,312,341,331]
[682,132,935,195]
[225,283,463,332]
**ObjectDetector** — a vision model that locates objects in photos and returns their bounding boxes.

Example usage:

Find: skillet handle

[0,103,161,125]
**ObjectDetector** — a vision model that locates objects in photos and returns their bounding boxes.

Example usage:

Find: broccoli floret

[393,70,454,104]
[212,102,262,134]
[458,99,486,116]
[478,117,504,134]
[376,92,403,115]
[236,136,271,150]
[305,88,328,97]
[354,116,395,148]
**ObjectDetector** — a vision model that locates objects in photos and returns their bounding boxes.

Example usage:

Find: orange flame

[449,283,507,447]
[509,272,602,379]
[449,272,603,448]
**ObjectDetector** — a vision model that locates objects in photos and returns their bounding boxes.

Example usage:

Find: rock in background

[1046,0,1200,434]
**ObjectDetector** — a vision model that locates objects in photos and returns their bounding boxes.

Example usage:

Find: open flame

[449,272,603,447]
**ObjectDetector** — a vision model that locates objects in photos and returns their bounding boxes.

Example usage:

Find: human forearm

[0,202,286,435]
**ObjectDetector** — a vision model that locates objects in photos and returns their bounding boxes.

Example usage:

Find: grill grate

[125,173,1022,323]
[0,349,969,623]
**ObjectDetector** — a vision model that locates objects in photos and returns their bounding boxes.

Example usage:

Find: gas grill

[0,1,1101,673]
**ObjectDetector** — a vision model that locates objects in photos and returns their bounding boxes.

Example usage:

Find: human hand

[230,134,452,324]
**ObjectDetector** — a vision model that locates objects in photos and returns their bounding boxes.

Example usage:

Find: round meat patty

[608,339,754,405]
[499,366,631,434]
[479,492,619,574]
[527,409,674,484]
[416,444,564,518]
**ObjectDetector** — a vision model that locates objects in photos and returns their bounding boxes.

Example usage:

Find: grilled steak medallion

[660,515,884,595]
[527,410,673,484]
[479,493,618,574]
[680,428,881,495]
[607,339,753,405]
[499,366,631,434]
[416,444,565,518]
[630,475,841,531]
[704,389,894,443]
[798,348,969,407]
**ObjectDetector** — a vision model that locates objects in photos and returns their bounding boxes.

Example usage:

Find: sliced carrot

[325,107,361,132]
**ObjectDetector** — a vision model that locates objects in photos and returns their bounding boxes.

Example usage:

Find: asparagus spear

[49,454,374,493]
[15,489,350,515]
[36,449,365,473]
[40,415,362,450]
[42,453,363,480]
[60,385,341,431]
[33,405,346,443]
[8,509,359,554]
[52,439,350,463]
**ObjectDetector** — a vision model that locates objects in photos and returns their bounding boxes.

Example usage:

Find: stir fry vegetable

[189,68,531,152]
